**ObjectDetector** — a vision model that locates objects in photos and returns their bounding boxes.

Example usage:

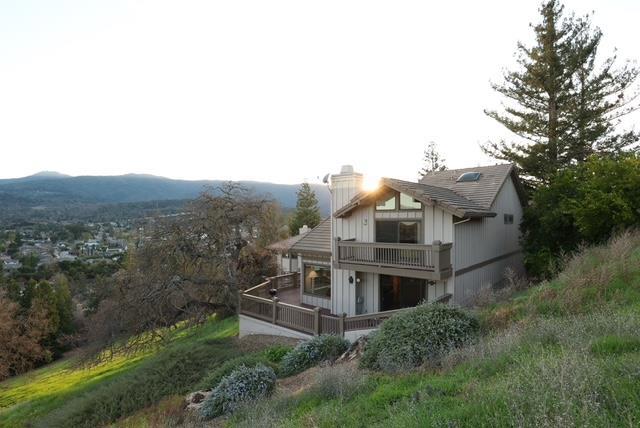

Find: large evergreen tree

[483,0,639,188]
[289,183,321,236]
[418,141,447,179]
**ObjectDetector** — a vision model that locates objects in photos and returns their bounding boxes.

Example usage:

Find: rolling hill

[0,172,331,222]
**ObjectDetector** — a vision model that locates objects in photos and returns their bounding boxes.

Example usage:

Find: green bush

[522,154,640,278]
[261,344,293,364]
[280,335,349,377]
[196,354,278,391]
[200,364,276,419]
[361,303,479,372]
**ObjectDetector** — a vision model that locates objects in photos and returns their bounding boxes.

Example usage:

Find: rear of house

[241,163,526,339]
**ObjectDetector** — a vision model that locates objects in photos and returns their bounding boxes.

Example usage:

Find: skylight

[456,172,482,182]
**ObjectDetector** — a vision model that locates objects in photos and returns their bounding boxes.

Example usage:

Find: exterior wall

[424,205,455,297]
[239,315,311,339]
[299,255,332,310]
[330,170,366,316]
[276,254,298,274]
[453,177,524,304]
[344,328,377,342]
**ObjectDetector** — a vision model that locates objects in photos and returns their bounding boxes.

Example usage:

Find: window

[375,194,396,211]
[376,221,420,244]
[304,265,331,298]
[400,193,422,210]
[377,192,422,211]
[504,214,514,225]
[457,172,482,182]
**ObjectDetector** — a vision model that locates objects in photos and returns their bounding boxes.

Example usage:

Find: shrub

[200,364,276,419]
[361,303,479,372]
[280,335,349,377]
[196,354,278,391]
[261,344,293,364]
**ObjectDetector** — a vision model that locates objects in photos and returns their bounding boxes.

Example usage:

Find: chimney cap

[340,165,354,174]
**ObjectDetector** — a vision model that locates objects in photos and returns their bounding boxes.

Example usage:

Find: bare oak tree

[87,183,277,356]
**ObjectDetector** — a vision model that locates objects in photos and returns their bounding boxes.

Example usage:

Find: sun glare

[363,176,380,191]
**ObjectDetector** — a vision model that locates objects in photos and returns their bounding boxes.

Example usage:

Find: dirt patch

[234,334,302,353]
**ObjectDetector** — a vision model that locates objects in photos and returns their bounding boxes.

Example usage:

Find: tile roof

[290,218,331,256]
[419,163,521,209]
[334,175,499,219]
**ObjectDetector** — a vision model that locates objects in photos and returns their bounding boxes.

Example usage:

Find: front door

[380,275,426,311]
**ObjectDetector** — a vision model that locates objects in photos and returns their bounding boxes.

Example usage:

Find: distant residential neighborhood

[0,221,130,275]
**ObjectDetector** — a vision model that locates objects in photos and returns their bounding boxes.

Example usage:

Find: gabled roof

[266,232,309,253]
[334,177,496,219]
[419,163,526,209]
[290,218,331,257]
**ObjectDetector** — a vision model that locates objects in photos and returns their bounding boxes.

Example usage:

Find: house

[240,163,526,340]
[267,225,312,274]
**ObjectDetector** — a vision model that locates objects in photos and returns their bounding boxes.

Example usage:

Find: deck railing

[335,239,452,280]
[240,272,452,337]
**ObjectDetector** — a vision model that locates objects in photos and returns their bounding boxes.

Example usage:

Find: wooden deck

[240,271,452,337]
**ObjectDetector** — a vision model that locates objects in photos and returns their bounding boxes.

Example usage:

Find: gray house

[240,163,526,339]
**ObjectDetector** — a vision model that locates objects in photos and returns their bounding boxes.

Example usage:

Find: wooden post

[432,240,441,274]
[338,313,347,337]
[272,297,279,325]
[313,307,321,336]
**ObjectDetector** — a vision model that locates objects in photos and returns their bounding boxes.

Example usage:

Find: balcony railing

[335,239,452,280]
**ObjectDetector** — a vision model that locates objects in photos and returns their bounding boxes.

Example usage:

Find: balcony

[335,239,452,280]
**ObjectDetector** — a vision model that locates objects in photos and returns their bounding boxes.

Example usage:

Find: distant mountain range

[0,172,330,223]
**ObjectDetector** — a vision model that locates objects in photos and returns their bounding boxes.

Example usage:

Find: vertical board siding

[452,178,524,304]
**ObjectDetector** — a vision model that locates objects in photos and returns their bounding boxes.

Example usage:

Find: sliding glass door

[380,275,426,311]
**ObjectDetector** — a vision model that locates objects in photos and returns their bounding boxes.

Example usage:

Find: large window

[376,220,420,244]
[304,265,331,298]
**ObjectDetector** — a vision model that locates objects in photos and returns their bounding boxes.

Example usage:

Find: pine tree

[483,0,639,188]
[419,141,447,179]
[288,183,321,236]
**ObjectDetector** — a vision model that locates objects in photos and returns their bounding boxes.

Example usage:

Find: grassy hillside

[3,232,639,427]
[225,232,640,427]
[0,317,240,428]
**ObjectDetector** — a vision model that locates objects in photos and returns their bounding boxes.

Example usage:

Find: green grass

[226,232,640,427]
[0,316,239,428]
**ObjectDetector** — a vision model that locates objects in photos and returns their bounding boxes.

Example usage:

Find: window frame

[302,263,331,299]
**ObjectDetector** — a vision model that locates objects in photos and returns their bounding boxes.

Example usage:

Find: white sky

[1,0,639,184]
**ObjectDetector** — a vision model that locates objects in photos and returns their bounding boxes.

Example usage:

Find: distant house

[1,256,21,271]
[266,225,311,275]
[241,164,525,339]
